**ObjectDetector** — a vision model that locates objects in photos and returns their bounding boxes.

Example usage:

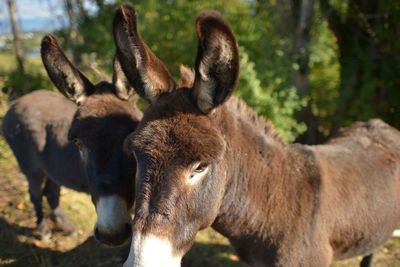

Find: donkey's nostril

[93,223,132,246]
[94,226,101,241]
[124,223,132,238]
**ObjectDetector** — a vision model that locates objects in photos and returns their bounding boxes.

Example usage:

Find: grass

[0,52,43,73]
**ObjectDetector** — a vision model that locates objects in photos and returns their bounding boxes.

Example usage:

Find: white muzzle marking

[123,233,181,267]
[393,229,400,238]
[96,195,131,233]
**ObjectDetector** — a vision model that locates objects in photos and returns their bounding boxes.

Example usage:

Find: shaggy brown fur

[114,4,400,267]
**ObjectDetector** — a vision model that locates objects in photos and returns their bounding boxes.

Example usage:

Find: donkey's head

[41,35,142,246]
[113,5,239,266]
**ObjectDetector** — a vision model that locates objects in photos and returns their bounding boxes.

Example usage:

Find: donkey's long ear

[113,4,175,103]
[192,12,239,114]
[41,34,94,104]
[112,54,134,100]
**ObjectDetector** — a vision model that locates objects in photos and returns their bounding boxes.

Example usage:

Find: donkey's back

[2,90,86,191]
[311,119,400,260]
[2,90,87,235]
[331,119,400,152]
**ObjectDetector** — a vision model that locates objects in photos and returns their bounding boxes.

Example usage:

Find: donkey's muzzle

[94,222,132,246]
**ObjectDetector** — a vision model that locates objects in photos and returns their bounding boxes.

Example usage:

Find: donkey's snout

[94,222,132,246]
[94,195,132,246]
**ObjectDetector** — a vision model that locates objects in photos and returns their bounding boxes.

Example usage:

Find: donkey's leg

[44,179,76,234]
[360,254,373,267]
[27,171,49,237]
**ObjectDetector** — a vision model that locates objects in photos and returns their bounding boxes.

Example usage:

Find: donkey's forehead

[127,95,225,164]
[76,91,137,118]
[70,92,141,140]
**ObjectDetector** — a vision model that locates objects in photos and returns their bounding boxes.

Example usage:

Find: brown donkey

[114,4,400,267]
[40,34,143,246]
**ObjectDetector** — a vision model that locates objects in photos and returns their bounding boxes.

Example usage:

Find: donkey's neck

[212,98,318,246]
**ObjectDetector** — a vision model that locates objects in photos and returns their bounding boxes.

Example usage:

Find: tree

[319,0,400,129]
[6,0,24,74]
[274,0,316,143]
[66,0,306,142]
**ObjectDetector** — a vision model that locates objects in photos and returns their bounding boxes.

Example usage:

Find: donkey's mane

[227,97,284,144]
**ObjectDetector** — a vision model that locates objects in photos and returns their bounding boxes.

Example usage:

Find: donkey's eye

[189,163,209,181]
[72,138,83,149]
[194,164,207,173]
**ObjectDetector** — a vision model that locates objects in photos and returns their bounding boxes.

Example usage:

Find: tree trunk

[63,0,88,64]
[276,0,317,143]
[276,0,295,35]
[292,0,314,97]
[6,0,24,74]
[319,0,389,129]
[290,0,317,144]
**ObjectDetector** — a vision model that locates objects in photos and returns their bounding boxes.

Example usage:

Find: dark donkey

[37,34,192,245]
[113,5,400,267]
[5,34,143,246]
[3,90,86,236]
[39,35,143,246]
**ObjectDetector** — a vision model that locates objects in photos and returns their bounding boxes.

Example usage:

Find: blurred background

[0,0,399,266]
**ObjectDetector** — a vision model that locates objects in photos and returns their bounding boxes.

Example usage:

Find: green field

[0,52,43,73]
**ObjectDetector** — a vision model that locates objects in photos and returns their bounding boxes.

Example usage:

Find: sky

[0,0,99,34]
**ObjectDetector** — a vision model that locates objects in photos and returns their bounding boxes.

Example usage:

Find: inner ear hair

[177,65,195,88]
[41,34,94,103]
[112,54,134,100]
[192,11,239,114]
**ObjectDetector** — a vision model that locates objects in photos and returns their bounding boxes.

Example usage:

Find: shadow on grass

[0,216,128,267]
[0,217,243,267]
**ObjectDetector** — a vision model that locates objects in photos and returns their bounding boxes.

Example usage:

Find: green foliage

[316,0,400,132]
[1,70,53,100]
[0,37,55,100]
[236,47,306,142]
[308,17,340,135]
[7,0,399,142]
[69,2,117,65]
[65,0,306,142]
